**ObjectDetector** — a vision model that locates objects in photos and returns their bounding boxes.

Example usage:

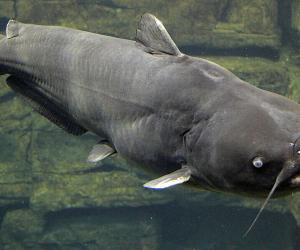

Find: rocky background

[0,0,300,249]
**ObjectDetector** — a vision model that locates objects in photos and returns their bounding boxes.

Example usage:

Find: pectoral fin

[143,166,192,189]
[87,143,116,163]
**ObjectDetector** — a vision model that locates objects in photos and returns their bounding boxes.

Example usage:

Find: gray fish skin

[1,18,300,197]
[0,22,199,172]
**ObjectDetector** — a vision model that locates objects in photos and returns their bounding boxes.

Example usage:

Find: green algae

[30,171,170,212]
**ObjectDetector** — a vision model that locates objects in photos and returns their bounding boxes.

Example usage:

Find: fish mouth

[290,174,300,186]
[277,172,300,195]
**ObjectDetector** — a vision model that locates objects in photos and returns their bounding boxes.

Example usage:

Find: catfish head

[189,89,300,236]
[186,100,300,198]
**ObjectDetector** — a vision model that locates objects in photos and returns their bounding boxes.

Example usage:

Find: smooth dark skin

[1,18,300,200]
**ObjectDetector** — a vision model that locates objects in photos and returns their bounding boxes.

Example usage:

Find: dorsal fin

[136,13,182,56]
[6,20,19,39]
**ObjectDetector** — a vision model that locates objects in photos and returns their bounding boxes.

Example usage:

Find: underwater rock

[39,208,159,250]
[0,208,159,250]
[0,203,298,250]
[30,170,170,212]
[0,209,44,250]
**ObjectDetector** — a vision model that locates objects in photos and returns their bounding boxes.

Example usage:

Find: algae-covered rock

[30,170,170,212]
[40,208,159,250]
[0,209,44,250]
[0,208,159,250]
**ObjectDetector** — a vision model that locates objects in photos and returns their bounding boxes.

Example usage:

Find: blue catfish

[1,14,300,234]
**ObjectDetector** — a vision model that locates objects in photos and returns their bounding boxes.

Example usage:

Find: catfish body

[0,18,201,173]
[1,15,300,199]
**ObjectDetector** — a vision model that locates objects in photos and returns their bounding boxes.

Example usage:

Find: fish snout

[293,137,300,159]
[288,161,300,187]
[287,139,300,186]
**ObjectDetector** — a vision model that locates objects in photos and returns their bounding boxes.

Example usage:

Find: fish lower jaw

[290,175,300,186]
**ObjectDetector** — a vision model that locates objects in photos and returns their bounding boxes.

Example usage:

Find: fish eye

[252,157,264,168]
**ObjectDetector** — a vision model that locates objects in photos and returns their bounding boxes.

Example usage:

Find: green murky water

[0,0,300,249]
